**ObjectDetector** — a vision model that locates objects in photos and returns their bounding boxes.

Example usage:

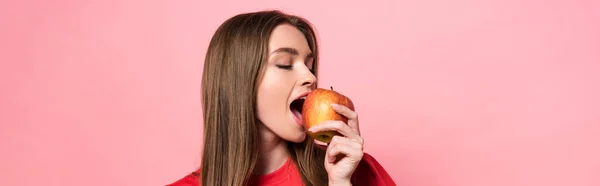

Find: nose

[300,70,317,87]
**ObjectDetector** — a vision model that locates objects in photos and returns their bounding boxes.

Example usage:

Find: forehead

[268,24,311,54]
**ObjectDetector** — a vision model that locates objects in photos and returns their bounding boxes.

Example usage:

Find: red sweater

[167,153,396,186]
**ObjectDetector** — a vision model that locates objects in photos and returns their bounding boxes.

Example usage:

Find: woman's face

[256,23,317,143]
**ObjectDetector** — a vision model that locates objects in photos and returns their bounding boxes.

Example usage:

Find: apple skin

[302,87,355,143]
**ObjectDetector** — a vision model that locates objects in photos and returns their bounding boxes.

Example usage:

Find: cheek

[256,68,303,127]
[256,70,289,122]
[256,89,278,119]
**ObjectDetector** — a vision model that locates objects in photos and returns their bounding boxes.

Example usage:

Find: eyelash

[276,64,293,70]
[276,64,315,74]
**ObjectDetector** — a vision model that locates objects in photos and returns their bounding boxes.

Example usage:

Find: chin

[281,113,308,143]
[284,131,307,143]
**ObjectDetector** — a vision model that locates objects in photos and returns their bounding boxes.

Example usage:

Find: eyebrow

[270,47,314,58]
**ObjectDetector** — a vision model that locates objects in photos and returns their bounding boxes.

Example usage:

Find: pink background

[1,0,599,185]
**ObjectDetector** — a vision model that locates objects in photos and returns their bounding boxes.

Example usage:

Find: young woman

[168,10,396,186]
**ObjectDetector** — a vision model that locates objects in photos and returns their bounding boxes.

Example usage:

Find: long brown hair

[200,10,327,186]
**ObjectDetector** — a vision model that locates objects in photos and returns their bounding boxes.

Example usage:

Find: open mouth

[290,96,306,123]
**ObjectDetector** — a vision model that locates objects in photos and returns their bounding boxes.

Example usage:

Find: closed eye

[276,64,293,70]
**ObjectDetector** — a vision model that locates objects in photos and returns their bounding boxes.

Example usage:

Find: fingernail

[330,103,340,109]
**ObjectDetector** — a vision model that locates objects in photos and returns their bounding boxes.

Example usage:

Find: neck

[254,124,290,175]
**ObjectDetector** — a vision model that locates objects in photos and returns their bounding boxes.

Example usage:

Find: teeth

[300,96,306,100]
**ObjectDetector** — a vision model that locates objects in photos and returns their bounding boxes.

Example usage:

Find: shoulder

[166,170,200,186]
[351,152,397,186]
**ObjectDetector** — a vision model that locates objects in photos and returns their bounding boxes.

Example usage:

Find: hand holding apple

[302,86,364,184]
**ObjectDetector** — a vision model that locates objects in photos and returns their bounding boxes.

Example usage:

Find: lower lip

[292,111,303,126]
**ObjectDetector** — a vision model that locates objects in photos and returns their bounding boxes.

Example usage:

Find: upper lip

[293,91,311,101]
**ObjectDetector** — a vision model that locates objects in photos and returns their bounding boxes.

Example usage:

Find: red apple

[302,86,355,143]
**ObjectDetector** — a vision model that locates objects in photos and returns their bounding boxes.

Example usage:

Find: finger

[330,103,358,120]
[331,103,360,135]
[308,120,362,142]
[326,137,364,163]
[329,135,363,150]
[313,139,328,150]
